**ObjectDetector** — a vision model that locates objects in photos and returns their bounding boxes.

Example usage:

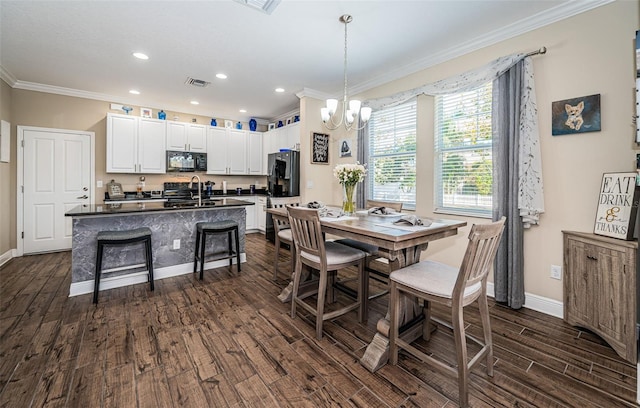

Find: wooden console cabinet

[563,231,637,363]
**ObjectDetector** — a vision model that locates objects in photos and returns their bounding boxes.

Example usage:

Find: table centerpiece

[333,162,366,215]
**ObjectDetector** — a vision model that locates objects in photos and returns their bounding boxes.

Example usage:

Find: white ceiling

[0,0,611,123]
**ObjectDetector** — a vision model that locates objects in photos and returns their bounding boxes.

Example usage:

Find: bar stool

[194,220,241,280]
[94,227,154,304]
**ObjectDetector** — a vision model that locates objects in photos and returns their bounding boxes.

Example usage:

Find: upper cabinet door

[138,118,166,173]
[107,113,137,173]
[166,121,188,151]
[227,129,247,175]
[187,124,207,152]
[206,127,229,174]
[247,131,263,175]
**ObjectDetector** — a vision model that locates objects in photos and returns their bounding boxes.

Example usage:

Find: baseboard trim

[69,253,246,297]
[487,282,563,319]
[0,249,15,268]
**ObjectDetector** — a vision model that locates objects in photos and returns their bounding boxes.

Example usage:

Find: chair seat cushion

[97,227,151,241]
[300,241,365,266]
[197,220,238,231]
[277,228,292,243]
[333,238,378,256]
[390,260,481,299]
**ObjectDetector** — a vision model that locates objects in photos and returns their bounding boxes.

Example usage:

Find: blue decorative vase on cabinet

[158,110,166,120]
[210,118,217,126]
[249,118,257,131]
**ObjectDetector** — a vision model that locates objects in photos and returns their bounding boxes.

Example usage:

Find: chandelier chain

[321,14,369,132]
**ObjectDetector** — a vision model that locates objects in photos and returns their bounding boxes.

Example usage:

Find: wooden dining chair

[335,200,403,299]
[287,205,367,339]
[270,197,301,280]
[389,217,505,408]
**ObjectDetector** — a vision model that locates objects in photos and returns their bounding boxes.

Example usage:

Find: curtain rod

[526,46,547,57]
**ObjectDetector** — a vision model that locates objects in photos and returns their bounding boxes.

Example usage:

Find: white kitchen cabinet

[284,122,300,149]
[247,131,263,175]
[137,118,167,173]
[167,122,207,152]
[106,113,166,174]
[242,197,257,231]
[206,127,247,175]
[257,196,267,232]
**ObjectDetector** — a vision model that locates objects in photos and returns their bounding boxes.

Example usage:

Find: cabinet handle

[586,255,598,261]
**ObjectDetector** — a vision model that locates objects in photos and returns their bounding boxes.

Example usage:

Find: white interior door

[23,128,92,253]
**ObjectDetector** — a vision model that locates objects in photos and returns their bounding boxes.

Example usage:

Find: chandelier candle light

[321,15,372,132]
[334,162,366,215]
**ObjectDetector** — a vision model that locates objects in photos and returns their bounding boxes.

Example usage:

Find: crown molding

[0,65,17,86]
[349,0,615,95]
[296,87,332,101]
[8,78,270,123]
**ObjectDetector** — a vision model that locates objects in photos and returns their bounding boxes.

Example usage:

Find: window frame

[433,82,493,218]
[366,100,417,210]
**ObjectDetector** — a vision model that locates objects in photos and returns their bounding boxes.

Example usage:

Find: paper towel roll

[222,180,227,194]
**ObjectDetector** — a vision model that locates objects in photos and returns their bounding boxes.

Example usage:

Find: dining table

[267,206,467,372]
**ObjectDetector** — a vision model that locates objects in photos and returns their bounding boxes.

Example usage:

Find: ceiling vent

[233,0,281,15]
[185,77,211,88]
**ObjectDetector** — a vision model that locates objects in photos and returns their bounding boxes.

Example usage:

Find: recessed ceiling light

[239,109,247,113]
[129,90,140,95]
[133,52,149,60]
[216,73,228,79]
[275,88,285,93]
[190,101,199,105]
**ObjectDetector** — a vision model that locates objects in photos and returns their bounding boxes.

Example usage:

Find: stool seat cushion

[97,227,151,241]
[334,238,378,256]
[277,228,292,243]
[197,220,238,231]
[390,260,481,299]
[300,241,366,266]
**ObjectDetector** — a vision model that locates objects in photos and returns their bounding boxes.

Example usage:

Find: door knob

[83,187,88,191]
[77,195,88,199]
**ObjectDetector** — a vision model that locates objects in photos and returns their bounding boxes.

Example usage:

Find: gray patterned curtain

[492,60,528,309]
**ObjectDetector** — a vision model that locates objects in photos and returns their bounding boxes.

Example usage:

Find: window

[434,82,492,217]
[368,100,417,209]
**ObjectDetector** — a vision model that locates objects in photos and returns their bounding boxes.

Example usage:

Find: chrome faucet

[189,175,202,207]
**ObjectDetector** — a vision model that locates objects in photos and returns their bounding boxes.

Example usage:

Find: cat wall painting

[552,94,601,135]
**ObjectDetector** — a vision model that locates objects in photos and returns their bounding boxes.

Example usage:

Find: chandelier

[321,15,372,132]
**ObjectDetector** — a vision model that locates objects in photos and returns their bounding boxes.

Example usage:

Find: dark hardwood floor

[0,233,637,407]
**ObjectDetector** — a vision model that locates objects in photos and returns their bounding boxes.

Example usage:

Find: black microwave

[166,151,207,172]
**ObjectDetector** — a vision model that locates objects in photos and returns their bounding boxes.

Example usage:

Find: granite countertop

[66,198,255,217]
[104,189,269,203]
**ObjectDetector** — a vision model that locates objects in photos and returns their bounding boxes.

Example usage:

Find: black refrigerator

[265,151,300,242]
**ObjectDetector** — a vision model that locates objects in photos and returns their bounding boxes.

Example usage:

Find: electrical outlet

[96,180,103,188]
[173,239,180,250]
[550,264,562,280]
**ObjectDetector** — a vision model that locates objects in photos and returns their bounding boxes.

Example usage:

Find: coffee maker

[267,151,300,197]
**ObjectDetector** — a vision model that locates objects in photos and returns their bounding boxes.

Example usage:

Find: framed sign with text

[594,172,639,240]
[311,132,329,164]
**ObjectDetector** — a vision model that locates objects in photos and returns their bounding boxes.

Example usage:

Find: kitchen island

[65,198,253,297]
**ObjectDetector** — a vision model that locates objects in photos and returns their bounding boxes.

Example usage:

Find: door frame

[16,126,95,256]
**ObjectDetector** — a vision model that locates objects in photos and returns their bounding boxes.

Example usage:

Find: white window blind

[434,82,492,216]
[368,100,416,208]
